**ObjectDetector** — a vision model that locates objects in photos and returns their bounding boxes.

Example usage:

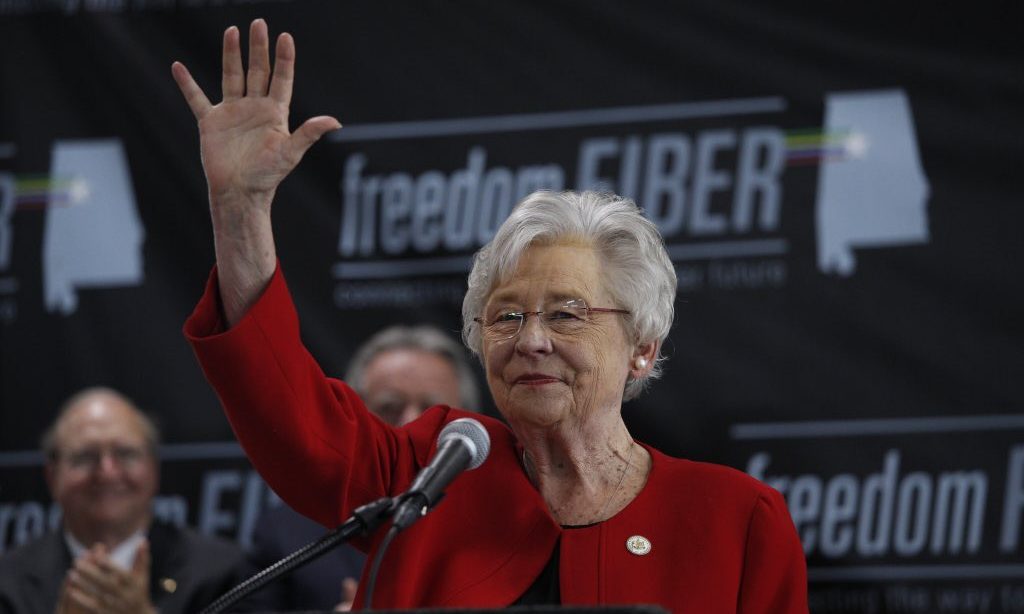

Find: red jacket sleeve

[738,488,810,613]
[183,265,441,529]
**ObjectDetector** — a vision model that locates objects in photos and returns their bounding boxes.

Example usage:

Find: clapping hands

[56,541,156,614]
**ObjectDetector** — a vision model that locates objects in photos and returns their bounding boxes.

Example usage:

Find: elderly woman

[174,20,807,612]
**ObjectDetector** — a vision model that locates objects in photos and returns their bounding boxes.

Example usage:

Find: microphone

[391,418,490,531]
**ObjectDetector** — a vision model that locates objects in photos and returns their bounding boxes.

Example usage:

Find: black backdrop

[1,2,1022,612]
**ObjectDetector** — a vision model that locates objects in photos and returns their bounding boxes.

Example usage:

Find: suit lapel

[147,522,186,608]
[23,532,72,614]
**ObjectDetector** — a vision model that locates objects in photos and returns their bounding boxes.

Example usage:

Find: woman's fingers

[268,32,295,107]
[171,62,212,119]
[193,20,291,111]
[287,116,342,164]
[246,19,272,97]
[221,25,244,101]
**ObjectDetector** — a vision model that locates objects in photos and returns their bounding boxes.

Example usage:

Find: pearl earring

[635,357,648,370]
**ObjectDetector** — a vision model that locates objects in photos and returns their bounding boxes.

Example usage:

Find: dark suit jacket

[248,503,366,610]
[0,522,252,614]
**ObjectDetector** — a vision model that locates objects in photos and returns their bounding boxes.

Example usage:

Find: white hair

[462,190,676,401]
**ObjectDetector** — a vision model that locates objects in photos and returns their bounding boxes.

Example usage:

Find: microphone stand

[199,497,396,614]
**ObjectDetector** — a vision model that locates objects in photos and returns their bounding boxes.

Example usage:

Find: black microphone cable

[199,497,395,614]
[363,524,400,610]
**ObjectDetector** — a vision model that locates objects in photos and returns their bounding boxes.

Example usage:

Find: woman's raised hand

[171,19,339,325]
[171,19,340,214]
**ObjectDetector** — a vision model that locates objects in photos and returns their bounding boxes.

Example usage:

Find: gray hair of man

[462,190,677,401]
[344,325,482,410]
[41,387,161,461]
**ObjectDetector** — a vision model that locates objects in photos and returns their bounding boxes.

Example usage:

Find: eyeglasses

[474,298,630,341]
[58,445,149,472]
[367,394,439,426]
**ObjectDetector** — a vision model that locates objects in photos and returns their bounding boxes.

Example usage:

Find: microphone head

[438,418,491,470]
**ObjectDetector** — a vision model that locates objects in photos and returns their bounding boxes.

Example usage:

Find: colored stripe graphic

[784,129,856,166]
[11,175,82,210]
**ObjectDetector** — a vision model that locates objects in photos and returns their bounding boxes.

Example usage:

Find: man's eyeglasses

[474,298,630,342]
[58,445,149,472]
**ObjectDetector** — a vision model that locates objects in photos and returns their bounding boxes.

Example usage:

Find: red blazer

[185,266,808,613]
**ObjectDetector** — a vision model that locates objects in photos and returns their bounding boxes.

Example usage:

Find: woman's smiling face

[481,241,635,428]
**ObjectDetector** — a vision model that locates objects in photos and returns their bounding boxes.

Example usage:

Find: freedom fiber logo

[326,88,931,307]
